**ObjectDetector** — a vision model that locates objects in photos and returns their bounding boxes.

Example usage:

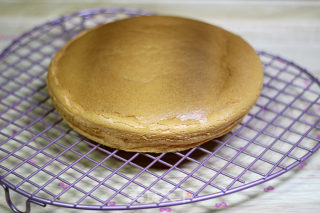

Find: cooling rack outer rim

[0,8,319,211]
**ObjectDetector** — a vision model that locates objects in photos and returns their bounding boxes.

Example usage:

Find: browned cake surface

[47,15,263,152]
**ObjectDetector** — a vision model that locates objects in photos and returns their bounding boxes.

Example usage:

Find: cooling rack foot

[1,183,46,213]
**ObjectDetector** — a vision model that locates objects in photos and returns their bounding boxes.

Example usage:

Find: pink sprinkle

[12,130,17,135]
[0,35,16,40]
[108,201,116,206]
[57,182,68,189]
[159,208,171,212]
[304,80,310,87]
[187,192,193,198]
[264,185,274,192]
[28,159,35,164]
[215,202,227,208]
[298,162,307,169]
[237,147,244,153]
[317,106,320,112]
[317,134,320,140]
[13,103,18,109]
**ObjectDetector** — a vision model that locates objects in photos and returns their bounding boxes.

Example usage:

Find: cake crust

[47,15,263,152]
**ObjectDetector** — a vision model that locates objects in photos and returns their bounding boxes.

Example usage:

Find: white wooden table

[0,1,319,212]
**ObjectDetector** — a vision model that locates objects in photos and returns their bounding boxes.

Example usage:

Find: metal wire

[0,8,319,211]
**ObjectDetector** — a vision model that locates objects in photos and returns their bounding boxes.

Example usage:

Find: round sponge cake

[47,15,263,152]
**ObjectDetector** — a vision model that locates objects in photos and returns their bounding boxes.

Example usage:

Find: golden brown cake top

[48,15,263,133]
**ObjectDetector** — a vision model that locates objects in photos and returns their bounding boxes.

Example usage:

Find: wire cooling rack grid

[0,8,319,213]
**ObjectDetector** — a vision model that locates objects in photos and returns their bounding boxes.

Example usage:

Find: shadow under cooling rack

[0,8,319,211]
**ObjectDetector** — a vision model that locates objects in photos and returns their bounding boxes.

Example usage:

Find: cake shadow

[87,138,221,171]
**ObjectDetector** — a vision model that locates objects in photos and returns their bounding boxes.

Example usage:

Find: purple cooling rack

[0,8,320,213]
